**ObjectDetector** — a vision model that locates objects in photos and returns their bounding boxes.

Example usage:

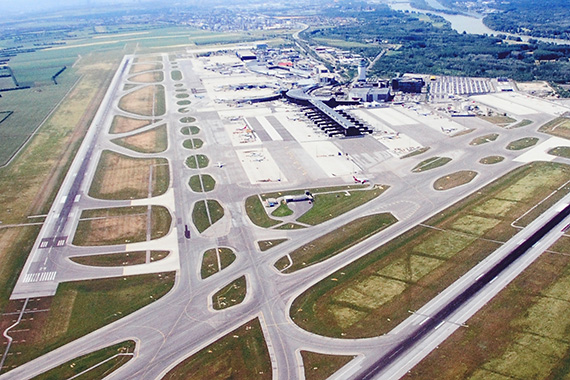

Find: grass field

[201,248,236,279]
[183,138,204,149]
[129,71,163,83]
[189,174,216,193]
[258,239,288,252]
[403,237,570,380]
[118,85,165,117]
[185,154,209,169]
[192,200,224,233]
[469,133,499,146]
[506,137,539,150]
[297,185,388,225]
[2,272,174,374]
[88,150,169,200]
[245,195,280,228]
[212,276,247,310]
[290,162,570,339]
[434,170,478,190]
[111,124,168,153]
[301,351,355,380]
[180,126,200,135]
[73,206,171,246]
[479,115,517,126]
[479,155,505,165]
[32,340,135,380]
[538,116,570,139]
[110,115,151,134]
[277,213,397,273]
[271,201,294,217]
[70,250,169,267]
[411,157,452,172]
[162,318,271,380]
[548,146,570,158]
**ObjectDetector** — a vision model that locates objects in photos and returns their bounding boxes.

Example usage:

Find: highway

[2,50,570,380]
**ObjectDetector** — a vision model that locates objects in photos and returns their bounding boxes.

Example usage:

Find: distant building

[236,50,257,61]
[391,77,425,93]
[349,87,391,102]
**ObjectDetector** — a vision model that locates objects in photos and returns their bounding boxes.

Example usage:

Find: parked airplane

[353,176,370,184]
[216,162,225,168]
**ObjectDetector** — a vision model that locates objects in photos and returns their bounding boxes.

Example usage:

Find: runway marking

[39,238,53,249]
[56,237,67,247]
[23,271,56,283]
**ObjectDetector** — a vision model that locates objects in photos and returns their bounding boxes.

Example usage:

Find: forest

[306,5,570,83]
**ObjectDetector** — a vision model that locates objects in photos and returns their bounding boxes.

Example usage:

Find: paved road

[3,51,570,380]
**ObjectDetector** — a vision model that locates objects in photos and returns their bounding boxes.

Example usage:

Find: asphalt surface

[3,51,570,380]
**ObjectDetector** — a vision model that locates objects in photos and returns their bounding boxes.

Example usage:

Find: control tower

[357,59,367,82]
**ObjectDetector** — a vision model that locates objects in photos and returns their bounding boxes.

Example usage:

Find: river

[387,0,569,45]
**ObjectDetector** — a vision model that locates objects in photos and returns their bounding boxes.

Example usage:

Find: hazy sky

[0,0,144,13]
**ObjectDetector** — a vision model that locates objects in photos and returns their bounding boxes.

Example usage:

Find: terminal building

[348,87,391,102]
[391,77,425,93]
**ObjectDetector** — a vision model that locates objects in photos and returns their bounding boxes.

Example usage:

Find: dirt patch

[110,116,151,134]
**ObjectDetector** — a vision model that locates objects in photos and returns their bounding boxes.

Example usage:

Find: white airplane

[353,176,370,184]
[216,162,225,168]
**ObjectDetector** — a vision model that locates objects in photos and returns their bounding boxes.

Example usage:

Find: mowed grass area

[2,272,174,373]
[32,340,135,380]
[185,154,209,169]
[297,185,388,225]
[111,124,168,153]
[189,174,216,193]
[469,133,499,146]
[180,126,200,135]
[411,156,452,172]
[403,237,570,380]
[129,71,164,83]
[479,115,516,126]
[258,239,288,252]
[162,318,271,380]
[479,155,505,165]
[70,250,169,267]
[301,351,355,380]
[245,195,280,228]
[89,150,169,200]
[110,115,152,134]
[201,247,236,279]
[276,213,397,273]
[183,138,204,149]
[548,146,570,158]
[506,137,539,150]
[539,116,570,139]
[212,276,247,310]
[118,84,165,117]
[290,162,570,338]
[192,200,224,233]
[434,170,478,190]
[73,206,171,246]
[271,201,293,217]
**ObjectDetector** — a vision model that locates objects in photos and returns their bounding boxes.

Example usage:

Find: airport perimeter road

[3,49,570,380]
[353,194,570,380]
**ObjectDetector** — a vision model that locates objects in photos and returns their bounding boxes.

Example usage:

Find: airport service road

[4,50,570,380]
